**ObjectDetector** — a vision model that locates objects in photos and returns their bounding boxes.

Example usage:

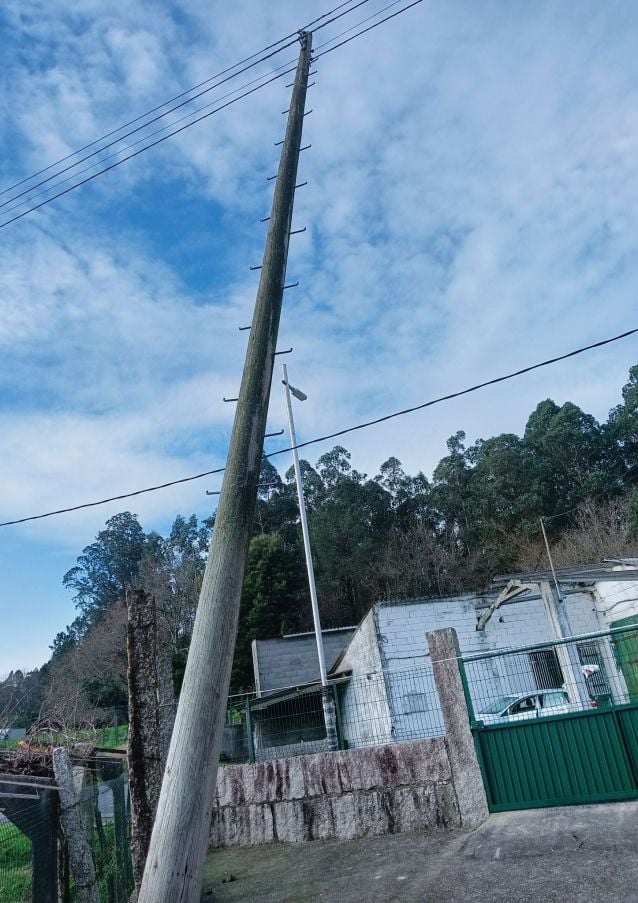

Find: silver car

[475,689,577,724]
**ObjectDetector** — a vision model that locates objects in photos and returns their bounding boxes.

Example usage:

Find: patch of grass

[98,724,128,749]
[0,785,133,903]
[0,825,31,903]
[30,723,129,750]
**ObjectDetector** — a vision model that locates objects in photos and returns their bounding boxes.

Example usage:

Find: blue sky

[2,0,638,673]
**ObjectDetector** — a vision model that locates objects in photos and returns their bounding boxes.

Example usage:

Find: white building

[330,560,638,749]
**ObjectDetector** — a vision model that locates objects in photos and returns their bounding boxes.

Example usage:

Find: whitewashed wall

[338,609,392,748]
[341,589,612,736]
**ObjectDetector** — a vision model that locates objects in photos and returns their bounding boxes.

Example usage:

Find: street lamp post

[282,363,338,749]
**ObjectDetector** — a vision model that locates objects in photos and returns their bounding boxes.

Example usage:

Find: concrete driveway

[203,801,638,902]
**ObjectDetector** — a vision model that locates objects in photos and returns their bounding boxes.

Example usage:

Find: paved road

[203,801,638,902]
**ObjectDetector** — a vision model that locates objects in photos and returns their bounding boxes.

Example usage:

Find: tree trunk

[126,588,163,888]
[156,625,176,768]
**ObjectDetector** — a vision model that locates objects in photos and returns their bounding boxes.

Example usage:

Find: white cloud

[1,0,637,584]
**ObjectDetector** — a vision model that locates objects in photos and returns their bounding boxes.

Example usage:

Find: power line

[1,58,301,220]
[0,0,422,229]
[0,65,297,230]
[313,0,424,59]
[1,0,373,206]
[0,38,300,213]
[283,327,638,452]
[0,42,297,202]
[1,326,636,528]
[313,0,406,52]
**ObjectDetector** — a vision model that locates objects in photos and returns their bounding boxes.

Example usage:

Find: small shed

[252,627,356,696]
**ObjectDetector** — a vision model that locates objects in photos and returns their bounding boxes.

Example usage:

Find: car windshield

[478,696,519,714]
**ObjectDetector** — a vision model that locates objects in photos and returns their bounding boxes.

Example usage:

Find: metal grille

[462,624,638,724]
[222,666,444,764]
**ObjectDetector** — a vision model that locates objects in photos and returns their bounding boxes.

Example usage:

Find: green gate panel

[476,705,638,812]
[611,617,638,702]
[617,706,638,773]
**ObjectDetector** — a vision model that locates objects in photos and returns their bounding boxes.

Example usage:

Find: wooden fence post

[52,748,99,903]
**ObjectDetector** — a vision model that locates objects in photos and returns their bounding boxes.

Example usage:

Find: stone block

[211,735,465,848]
[434,781,462,829]
[272,797,338,843]
[302,748,356,797]
[390,785,438,834]
[210,802,274,847]
[427,628,489,830]
[216,756,305,807]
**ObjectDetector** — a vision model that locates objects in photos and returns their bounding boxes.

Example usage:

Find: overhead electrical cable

[1,326,635,527]
[0,0,373,205]
[1,58,302,219]
[0,39,298,201]
[0,65,297,229]
[312,0,424,59]
[312,0,406,52]
[0,0,421,228]
[0,38,301,211]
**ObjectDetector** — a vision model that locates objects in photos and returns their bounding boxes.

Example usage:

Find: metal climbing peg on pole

[138,31,314,903]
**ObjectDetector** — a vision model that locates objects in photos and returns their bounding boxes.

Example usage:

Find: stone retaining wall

[210,738,461,847]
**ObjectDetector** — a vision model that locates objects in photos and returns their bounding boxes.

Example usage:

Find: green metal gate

[461,626,638,812]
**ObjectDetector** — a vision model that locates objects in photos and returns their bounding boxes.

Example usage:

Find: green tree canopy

[231,533,307,690]
[63,511,147,621]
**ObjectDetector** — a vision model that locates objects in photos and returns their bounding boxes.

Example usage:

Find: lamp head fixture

[283,380,307,401]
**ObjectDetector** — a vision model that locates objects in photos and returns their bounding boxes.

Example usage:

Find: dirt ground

[202,800,638,902]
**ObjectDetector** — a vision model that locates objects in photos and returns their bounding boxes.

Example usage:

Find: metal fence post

[245,699,255,764]
[321,687,339,751]
[331,684,345,750]
[457,657,475,725]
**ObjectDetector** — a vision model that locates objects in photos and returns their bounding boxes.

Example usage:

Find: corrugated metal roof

[492,561,638,586]
[282,626,357,639]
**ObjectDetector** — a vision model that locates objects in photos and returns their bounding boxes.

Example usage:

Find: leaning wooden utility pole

[138,31,313,903]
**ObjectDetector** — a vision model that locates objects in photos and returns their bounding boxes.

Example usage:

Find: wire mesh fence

[0,819,31,903]
[462,624,638,724]
[222,665,445,764]
[0,772,132,903]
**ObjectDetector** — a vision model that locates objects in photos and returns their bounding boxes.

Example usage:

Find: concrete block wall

[564,592,603,635]
[338,609,384,675]
[343,592,607,728]
[374,592,603,674]
[376,595,489,669]
[253,629,354,695]
[210,739,461,847]
[338,610,393,748]
[383,666,444,742]
[595,582,638,627]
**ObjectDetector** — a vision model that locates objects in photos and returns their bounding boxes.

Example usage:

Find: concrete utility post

[539,518,589,705]
[138,32,313,903]
[282,364,338,749]
[282,363,328,685]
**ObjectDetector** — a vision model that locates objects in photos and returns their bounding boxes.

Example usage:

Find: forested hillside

[14,364,638,719]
